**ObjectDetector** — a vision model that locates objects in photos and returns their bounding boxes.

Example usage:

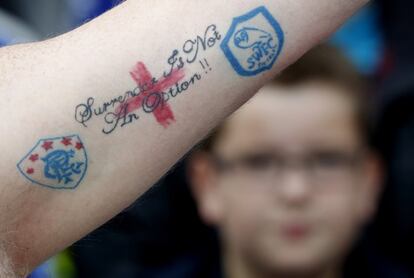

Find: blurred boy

[188,45,384,278]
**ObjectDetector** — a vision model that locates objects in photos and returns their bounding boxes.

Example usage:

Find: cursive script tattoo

[75,90,137,127]
[164,24,221,77]
[75,23,221,134]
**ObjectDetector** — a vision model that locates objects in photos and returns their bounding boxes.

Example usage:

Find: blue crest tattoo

[17,135,88,189]
[220,6,284,76]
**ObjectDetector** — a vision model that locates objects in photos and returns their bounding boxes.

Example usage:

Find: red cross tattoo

[117,62,185,128]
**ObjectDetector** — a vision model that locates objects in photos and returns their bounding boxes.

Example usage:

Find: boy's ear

[187,151,224,225]
[356,152,384,223]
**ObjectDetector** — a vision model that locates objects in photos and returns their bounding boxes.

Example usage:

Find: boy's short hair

[201,44,372,152]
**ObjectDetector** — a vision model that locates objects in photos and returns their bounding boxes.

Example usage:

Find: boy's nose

[277,170,312,206]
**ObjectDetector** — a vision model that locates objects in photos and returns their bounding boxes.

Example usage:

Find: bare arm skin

[0,0,368,275]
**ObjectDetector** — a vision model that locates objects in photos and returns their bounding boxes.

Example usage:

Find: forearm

[0,0,368,274]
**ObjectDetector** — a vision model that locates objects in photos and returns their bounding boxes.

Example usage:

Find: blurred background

[1,0,414,277]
